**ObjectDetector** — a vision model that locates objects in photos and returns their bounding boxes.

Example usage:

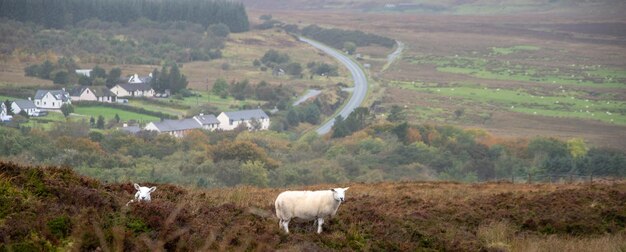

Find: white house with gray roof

[217,109,269,131]
[12,99,41,116]
[145,110,269,137]
[144,114,222,137]
[128,73,152,84]
[1,102,12,121]
[110,83,154,97]
[34,89,71,109]
[70,86,117,103]
[194,114,220,131]
[145,118,204,138]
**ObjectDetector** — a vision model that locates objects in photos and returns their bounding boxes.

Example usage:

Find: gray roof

[151,118,202,132]
[13,99,37,110]
[117,83,153,92]
[34,90,70,101]
[71,86,116,97]
[224,109,268,121]
[119,125,142,134]
[194,114,219,125]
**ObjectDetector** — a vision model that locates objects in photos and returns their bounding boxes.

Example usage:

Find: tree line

[0,0,249,32]
[252,49,339,78]
[25,58,121,87]
[1,16,227,64]
[299,25,396,50]
[1,117,623,188]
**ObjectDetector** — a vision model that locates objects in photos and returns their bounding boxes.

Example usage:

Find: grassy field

[393,82,626,125]
[265,8,626,149]
[73,106,160,123]
[2,161,625,251]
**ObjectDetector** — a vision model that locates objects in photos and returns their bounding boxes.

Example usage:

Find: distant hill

[1,161,625,251]
[242,0,625,15]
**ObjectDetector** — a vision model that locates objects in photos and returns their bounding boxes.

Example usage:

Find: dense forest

[0,17,227,64]
[1,117,623,188]
[299,24,396,50]
[0,0,249,32]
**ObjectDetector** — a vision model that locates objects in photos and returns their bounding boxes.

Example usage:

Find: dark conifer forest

[0,0,249,32]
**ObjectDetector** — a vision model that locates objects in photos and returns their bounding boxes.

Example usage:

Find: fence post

[527,173,531,184]
[511,174,514,184]
[589,173,593,184]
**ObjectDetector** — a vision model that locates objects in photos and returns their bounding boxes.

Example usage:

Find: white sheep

[275,187,349,234]
[126,183,156,206]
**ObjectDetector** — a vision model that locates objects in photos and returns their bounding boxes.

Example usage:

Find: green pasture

[492,45,540,55]
[74,106,160,123]
[407,54,626,88]
[394,82,626,125]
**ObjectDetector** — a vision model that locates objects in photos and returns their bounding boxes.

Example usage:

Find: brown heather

[1,161,625,251]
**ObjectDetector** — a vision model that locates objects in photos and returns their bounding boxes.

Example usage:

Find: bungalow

[75,69,92,77]
[34,89,71,109]
[144,118,204,138]
[11,99,41,116]
[144,114,220,137]
[1,102,12,121]
[217,109,270,131]
[110,83,155,97]
[193,114,220,131]
[128,73,152,84]
[70,86,117,103]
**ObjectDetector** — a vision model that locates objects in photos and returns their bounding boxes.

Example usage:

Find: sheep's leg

[316,217,324,234]
[282,219,290,233]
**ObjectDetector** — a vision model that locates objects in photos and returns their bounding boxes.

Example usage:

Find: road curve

[299,37,368,135]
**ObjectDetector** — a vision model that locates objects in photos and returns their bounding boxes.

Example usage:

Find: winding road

[299,37,369,135]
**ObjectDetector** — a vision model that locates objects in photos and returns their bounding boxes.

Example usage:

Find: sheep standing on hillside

[125,183,156,206]
[275,187,349,234]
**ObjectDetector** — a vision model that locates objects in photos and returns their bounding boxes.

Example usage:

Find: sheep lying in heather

[125,183,156,206]
[275,187,349,234]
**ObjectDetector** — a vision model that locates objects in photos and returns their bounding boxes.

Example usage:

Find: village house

[145,109,269,137]
[217,109,270,131]
[70,86,117,103]
[128,73,152,84]
[194,114,220,131]
[144,118,204,138]
[1,102,12,121]
[34,89,71,109]
[110,83,155,98]
[11,99,41,116]
[75,69,92,77]
[144,114,220,137]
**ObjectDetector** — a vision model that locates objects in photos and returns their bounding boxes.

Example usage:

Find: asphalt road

[298,37,368,135]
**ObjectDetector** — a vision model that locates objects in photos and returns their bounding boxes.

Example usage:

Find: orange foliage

[407,127,422,144]
[181,130,211,153]
[57,136,104,155]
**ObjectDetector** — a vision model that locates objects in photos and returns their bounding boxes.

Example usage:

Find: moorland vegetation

[1,116,623,188]
[0,161,624,251]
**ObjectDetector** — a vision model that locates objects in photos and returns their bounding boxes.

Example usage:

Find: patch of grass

[408,55,625,88]
[74,106,160,122]
[394,82,626,125]
[492,45,540,55]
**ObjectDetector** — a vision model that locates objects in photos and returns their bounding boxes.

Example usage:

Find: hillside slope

[1,161,625,251]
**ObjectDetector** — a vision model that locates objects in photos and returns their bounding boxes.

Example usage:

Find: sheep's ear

[149,187,156,193]
[344,187,349,191]
[331,188,336,192]
[134,183,140,190]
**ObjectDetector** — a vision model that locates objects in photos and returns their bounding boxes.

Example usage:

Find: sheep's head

[134,183,156,202]
[331,187,349,202]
